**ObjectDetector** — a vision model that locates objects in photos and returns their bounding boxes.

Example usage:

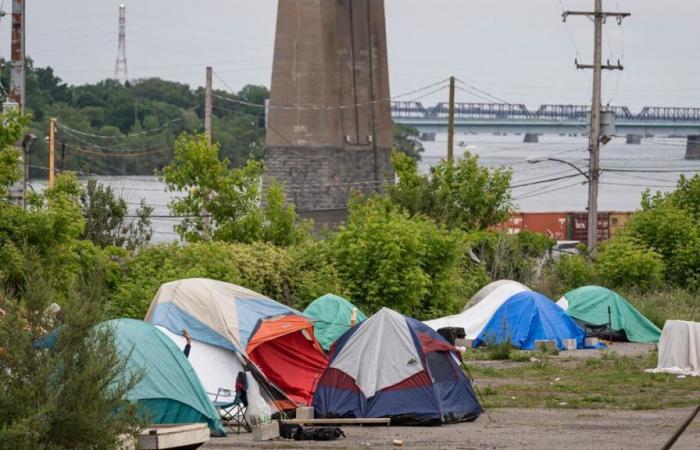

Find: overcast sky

[1,0,698,111]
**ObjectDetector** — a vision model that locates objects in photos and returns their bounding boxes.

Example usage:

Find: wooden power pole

[447,76,456,163]
[49,118,56,187]
[204,66,213,146]
[564,1,628,254]
[202,66,213,238]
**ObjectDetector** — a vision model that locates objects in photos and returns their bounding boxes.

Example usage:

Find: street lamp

[527,157,589,181]
[527,157,598,253]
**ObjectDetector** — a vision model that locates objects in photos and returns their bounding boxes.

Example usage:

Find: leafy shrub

[470,230,555,286]
[162,133,309,245]
[108,240,342,318]
[328,195,469,319]
[0,262,143,449]
[595,237,664,291]
[389,151,513,230]
[538,254,597,298]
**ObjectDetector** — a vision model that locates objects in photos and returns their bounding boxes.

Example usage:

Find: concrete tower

[265,0,393,222]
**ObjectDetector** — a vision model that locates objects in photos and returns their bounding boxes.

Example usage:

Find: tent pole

[460,361,493,422]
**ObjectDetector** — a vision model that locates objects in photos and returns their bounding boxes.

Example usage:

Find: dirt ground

[203,407,700,450]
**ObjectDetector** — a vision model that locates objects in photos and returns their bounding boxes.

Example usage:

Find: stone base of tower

[264,146,393,217]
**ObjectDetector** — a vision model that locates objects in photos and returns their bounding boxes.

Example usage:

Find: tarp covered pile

[646,320,700,376]
[558,286,661,343]
[424,280,530,340]
[473,291,585,350]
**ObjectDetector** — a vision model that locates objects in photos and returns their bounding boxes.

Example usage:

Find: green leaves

[162,133,309,246]
[329,195,468,319]
[390,150,513,231]
[596,237,665,291]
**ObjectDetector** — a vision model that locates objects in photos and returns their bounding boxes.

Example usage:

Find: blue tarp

[474,291,586,350]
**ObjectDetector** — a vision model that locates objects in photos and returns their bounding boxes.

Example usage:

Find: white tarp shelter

[424,281,530,339]
[465,280,529,311]
[646,320,700,376]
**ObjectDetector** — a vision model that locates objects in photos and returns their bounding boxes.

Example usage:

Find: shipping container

[496,211,635,243]
[609,211,635,237]
[570,212,610,242]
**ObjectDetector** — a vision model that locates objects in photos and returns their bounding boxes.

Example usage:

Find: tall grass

[621,288,700,328]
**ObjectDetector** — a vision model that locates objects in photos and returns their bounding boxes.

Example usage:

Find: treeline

[0,59,423,178]
[0,58,268,176]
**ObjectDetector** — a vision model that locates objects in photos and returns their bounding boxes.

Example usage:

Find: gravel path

[204,407,700,449]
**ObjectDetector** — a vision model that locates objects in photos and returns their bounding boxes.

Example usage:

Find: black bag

[279,422,302,439]
[296,426,346,441]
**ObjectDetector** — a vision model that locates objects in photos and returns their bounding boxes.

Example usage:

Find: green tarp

[303,294,367,351]
[561,286,661,343]
[104,319,225,435]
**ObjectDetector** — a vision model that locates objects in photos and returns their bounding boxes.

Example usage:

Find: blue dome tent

[474,291,586,351]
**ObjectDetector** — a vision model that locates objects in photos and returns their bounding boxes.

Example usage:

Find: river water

[31,135,700,243]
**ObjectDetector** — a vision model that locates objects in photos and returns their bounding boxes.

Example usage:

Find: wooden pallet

[281,418,390,426]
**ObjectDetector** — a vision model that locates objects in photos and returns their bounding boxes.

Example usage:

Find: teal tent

[104,319,225,436]
[557,286,661,343]
[303,294,367,351]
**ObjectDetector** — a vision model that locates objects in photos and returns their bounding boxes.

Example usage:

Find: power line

[56,117,185,139]
[510,173,582,189]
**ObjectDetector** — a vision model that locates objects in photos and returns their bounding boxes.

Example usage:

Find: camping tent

[145,278,328,406]
[465,280,530,310]
[314,308,482,425]
[424,281,530,340]
[303,294,367,351]
[474,291,585,350]
[646,320,700,376]
[104,319,225,436]
[557,286,661,343]
[154,325,290,414]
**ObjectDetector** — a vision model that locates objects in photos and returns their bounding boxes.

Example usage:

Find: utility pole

[563,2,629,254]
[204,66,213,146]
[9,0,25,110]
[49,118,56,187]
[447,76,456,163]
[201,67,213,239]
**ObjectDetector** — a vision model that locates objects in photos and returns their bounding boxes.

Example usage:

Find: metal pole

[49,118,56,187]
[9,0,25,110]
[447,76,456,163]
[586,0,603,254]
[22,137,28,207]
[205,66,213,146]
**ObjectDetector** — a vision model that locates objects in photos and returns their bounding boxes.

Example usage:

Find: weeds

[470,349,700,410]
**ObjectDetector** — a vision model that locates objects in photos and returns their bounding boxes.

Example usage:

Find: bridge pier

[626,134,642,145]
[420,132,436,142]
[523,133,540,143]
[686,136,700,160]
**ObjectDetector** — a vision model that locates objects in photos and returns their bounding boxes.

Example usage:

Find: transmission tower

[114,4,127,82]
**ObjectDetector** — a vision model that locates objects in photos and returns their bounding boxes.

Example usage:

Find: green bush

[595,237,664,292]
[0,262,143,449]
[109,240,342,318]
[328,195,469,319]
[470,230,555,286]
[538,254,597,299]
[389,151,513,230]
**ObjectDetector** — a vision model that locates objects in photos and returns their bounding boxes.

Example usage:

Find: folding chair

[212,372,250,434]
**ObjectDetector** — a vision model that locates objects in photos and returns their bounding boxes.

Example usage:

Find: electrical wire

[56,116,186,139]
